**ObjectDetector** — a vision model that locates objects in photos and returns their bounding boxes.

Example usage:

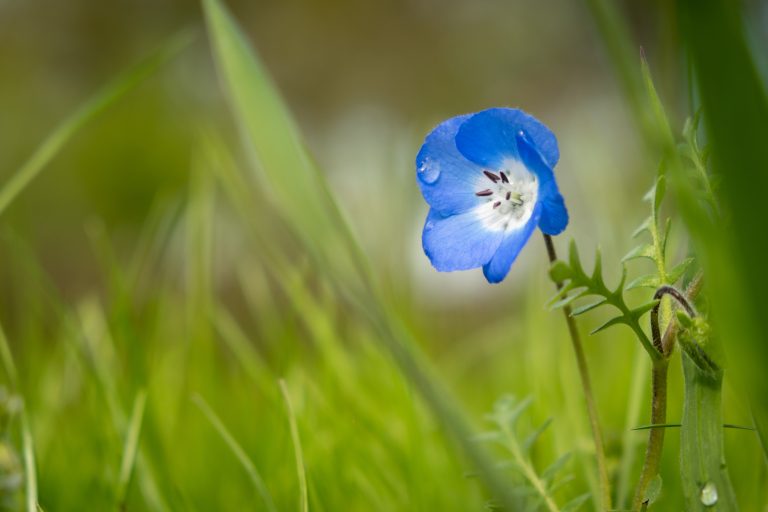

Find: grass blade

[116,390,148,509]
[279,380,308,512]
[0,29,194,217]
[21,409,37,512]
[192,395,277,512]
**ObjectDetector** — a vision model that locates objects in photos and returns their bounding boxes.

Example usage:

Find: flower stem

[543,234,612,511]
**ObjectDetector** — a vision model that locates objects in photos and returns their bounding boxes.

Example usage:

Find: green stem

[631,359,668,511]
[632,277,703,510]
[543,234,612,511]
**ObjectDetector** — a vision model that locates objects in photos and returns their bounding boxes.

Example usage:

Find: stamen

[475,189,493,197]
[506,191,511,200]
[493,201,501,209]
[483,170,500,183]
[500,171,509,183]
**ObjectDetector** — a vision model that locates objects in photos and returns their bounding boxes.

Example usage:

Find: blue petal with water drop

[416,115,485,216]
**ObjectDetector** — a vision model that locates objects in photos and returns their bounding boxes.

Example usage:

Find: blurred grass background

[0,0,767,510]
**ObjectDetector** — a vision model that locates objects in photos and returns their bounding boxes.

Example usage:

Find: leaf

[631,301,659,320]
[550,290,587,310]
[640,49,675,151]
[541,452,571,482]
[668,257,695,284]
[522,418,553,454]
[116,391,148,508]
[568,240,584,276]
[590,315,628,335]
[653,175,667,216]
[279,381,309,512]
[591,247,605,286]
[622,244,656,262]
[570,299,607,317]
[192,395,277,512]
[626,274,661,290]
[661,217,672,259]
[632,217,652,238]
[562,493,591,512]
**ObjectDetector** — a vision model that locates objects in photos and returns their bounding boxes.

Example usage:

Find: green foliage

[679,352,739,511]
[480,397,588,512]
[548,240,658,358]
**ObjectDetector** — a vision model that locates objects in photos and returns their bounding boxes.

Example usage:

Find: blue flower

[416,108,568,283]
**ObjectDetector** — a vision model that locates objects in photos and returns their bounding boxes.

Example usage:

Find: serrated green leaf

[661,217,672,258]
[631,301,658,320]
[617,264,628,291]
[490,396,532,428]
[562,493,591,512]
[626,274,661,290]
[541,452,571,482]
[653,175,667,215]
[568,239,583,275]
[590,315,628,335]
[591,247,604,286]
[570,299,607,317]
[549,260,571,283]
[644,474,663,505]
[522,418,553,454]
[640,50,675,150]
[632,217,652,238]
[668,257,694,284]
[622,244,656,262]
[550,290,587,310]
[549,474,575,494]
[547,283,577,306]
[473,431,503,443]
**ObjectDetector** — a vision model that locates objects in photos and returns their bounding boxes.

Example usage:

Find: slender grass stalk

[0,29,194,218]
[21,410,37,512]
[192,395,277,512]
[616,345,650,509]
[543,234,612,511]
[279,380,308,512]
[116,390,148,510]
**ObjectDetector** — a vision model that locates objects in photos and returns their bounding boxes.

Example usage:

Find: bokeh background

[0,0,766,510]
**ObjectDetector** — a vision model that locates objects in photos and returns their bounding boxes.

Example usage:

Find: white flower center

[473,159,538,233]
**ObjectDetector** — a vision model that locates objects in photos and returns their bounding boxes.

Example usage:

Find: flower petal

[422,208,505,272]
[455,108,559,169]
[416,115,485,215]
[516,130,569,235]
[482,202,543,283]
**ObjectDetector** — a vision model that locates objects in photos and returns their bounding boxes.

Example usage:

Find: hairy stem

[631,359,668,510]
[543,234,612,511]
[632,275,703,510]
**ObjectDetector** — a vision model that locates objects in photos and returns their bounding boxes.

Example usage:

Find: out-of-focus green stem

[543,234,612,511]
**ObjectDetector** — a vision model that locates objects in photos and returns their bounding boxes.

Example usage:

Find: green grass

[0,0,767,510]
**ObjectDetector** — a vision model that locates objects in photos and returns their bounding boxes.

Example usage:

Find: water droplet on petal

[700,482,718,507]
[417,158,441,184]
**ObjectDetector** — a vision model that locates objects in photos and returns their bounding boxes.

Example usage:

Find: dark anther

[475,189,493,197]
[506,191,511,200]
[483,170,500,183]
[500,171,509,183]
[493,201,501,209]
